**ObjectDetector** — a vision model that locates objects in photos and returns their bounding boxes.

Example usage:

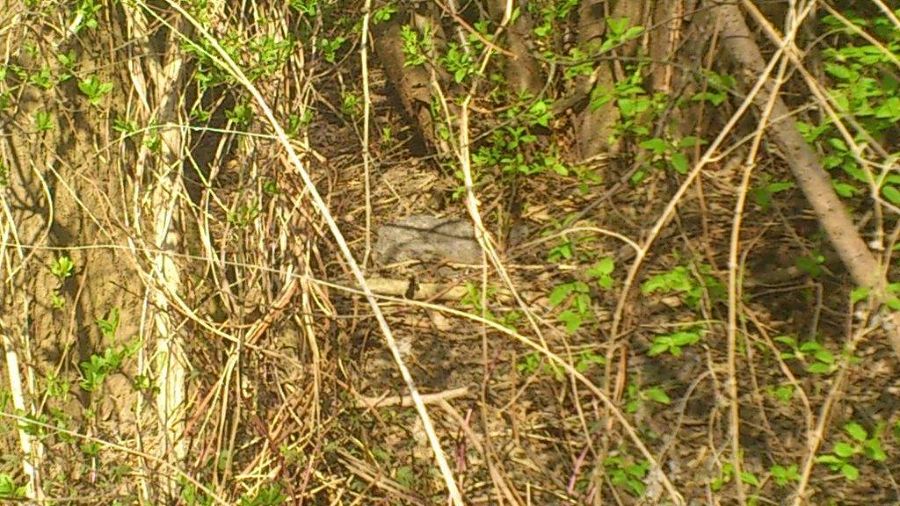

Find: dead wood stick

[716,4,900,359]
[356,387,469,409]
[363,276,472,301]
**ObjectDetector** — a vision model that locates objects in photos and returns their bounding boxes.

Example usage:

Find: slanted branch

[715,3,900,359]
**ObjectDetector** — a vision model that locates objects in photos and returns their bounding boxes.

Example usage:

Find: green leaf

[0,473,24,498]
[622,26,644,40]
[648,342,669,356]
[882,185,900,205]
[34,110,53,131]
[813,348,835,364]
[798,341,823,353]
[850,286,870,304]
[590,86,614,110]
[670,152,689,174]
[875,96,900,120]
[670,331,701,346]
[833,442,856,458]
[796,255,825,277]
[825,63,855,81]
[827,137,849,152]
[372,4,397,23]
[887,297,900,311]
[588,257,615,276]
[558,310,583,333]
[618,96,651,116]
[844,422,868,442]
[639,137,667,154]
[807,362,833,374]
[395,465,415,487]
[78,75,112,105]
[740,471,760,486]
[548,240,574,261]
[796,121,831,142]
[773,384,794,403]
[625,396,643,413]
[841,162,867,183]
[642,266,693,294]
[50,256,75,279]
[575,351,606,372]
[527,100,551,127]
[625,461,649,478]
[816,454,842,466]
[767,181,795,193]
[864,438,887,461]
[642,386,671,405]
[548,284,574,306]
[606,17,630,36]
[677,136,703,148]
[96,308,120,339]
[833,181,858,197]
[770,464,799,486]
[691,91,727,105]
[574,292,591,313]
[773,335,797,347]
[841,463,859,481]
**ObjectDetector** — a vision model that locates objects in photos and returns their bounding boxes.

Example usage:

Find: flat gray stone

[375,215,482,265]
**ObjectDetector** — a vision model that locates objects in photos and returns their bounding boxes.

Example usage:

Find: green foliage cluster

[817,421,888,481]
[641,263,724,309]
[547,257,614,333]
[798,11,900,203]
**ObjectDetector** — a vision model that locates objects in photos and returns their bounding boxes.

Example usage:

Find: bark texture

[486,0,544,96]
[373,14,444,150]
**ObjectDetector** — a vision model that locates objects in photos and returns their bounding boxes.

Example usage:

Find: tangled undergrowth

[0,1,898,505]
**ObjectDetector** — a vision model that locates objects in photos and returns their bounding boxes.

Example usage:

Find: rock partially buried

[375,215,483,265]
